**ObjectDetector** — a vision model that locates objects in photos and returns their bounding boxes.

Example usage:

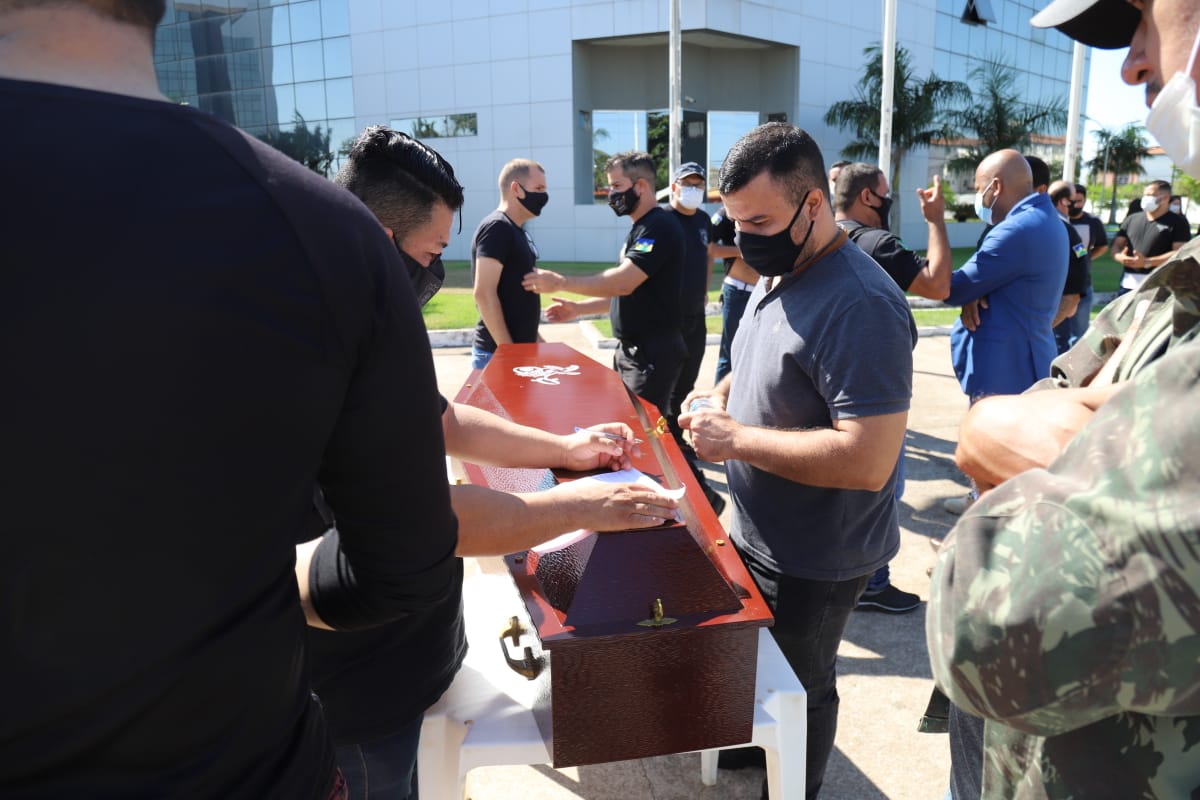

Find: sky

[1082,46,1156,161]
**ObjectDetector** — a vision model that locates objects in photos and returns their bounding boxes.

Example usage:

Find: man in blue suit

[947,149,1068,399]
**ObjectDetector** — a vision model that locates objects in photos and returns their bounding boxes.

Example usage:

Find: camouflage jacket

[928,237,1200,799]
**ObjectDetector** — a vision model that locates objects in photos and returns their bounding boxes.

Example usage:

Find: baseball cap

[1030,0,1141,50]
[672,162,705,182]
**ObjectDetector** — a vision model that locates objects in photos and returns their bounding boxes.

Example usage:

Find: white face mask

[1141,195,1161,214]
[676,185,705,210]
[1146,25,1200,177]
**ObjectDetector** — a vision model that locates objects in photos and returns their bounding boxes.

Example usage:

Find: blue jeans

[1053,285,1093,355]
[739,546,870,799]
[716,284,752,384]
[470,346,493,370]
[336,715,422,800]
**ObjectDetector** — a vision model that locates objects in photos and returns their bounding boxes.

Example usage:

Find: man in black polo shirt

[470,158,546,369]
[524,151,686,418]
[1113,179,1191,294]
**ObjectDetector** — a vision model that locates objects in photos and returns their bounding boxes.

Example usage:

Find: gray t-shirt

[727,239,917,580]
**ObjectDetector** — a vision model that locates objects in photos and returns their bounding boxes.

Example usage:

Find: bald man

[946,149,1068,399]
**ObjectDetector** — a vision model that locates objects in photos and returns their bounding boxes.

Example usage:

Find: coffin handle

[499,616,544,680]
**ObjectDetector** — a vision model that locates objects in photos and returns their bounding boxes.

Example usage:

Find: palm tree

[1087,124,1152,223]
[944,58,1068,175]
[824,44,968,230]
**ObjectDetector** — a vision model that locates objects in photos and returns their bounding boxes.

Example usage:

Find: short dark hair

[1074,183,1088,197]
[1024,155,1051,190]
[604,151,657,188]
[830,159,851,171]
[1,0,165,31]
[834,162,883,213]
[334,126,464,244]
[719,122,826,207]
[1148,179,1172,195]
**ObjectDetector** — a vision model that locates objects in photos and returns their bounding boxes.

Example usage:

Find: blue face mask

[974,179,997,226]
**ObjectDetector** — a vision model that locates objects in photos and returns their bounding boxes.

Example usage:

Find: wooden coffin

[453,342,774,768]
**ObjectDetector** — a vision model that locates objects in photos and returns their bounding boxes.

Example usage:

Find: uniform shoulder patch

[1073,242,1087,258]
[631,237,655,253]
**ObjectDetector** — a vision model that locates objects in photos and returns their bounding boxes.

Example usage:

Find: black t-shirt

[711,206,738,271]
[1070,211,1108,256]
[1,78,458,799]
[471,210,540,352]
[668,205,712,312]
[610,206,685,343]
[1062,219,1091,295]
[1117,210,1191,272]
[305,396,467,746]
[837,220,925,291]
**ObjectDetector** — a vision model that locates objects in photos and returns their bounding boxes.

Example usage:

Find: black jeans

[740,547,870,799]
[613,337,684,418]
[668,311,708,424]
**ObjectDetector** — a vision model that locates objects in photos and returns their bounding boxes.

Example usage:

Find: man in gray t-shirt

[680,123,916,798]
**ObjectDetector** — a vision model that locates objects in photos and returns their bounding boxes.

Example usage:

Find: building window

[392,114,479,139]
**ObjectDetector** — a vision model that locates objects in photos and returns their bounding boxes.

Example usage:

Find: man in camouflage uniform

[927,1,1200,797]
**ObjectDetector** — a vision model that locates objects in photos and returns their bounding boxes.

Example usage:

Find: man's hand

[1115,245,1145,269]
[956,383,1125,492]
[677,407,740,463]
[522,268,565,294]
[544,297,582,323]
[560,424,640,471]
[960,296,988,331]
[545,479,679,530]
[917,175,946,224]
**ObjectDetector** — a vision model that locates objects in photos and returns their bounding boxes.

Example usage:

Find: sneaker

[856,583,921,613]
[942,493,973,515]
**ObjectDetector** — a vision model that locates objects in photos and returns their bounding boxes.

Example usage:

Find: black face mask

[398,246,444,307]
[517,187,549,216]
[870,190,893,231]
[608,183,640,217]
[734,193,815,277]
[1069,203,1084,218]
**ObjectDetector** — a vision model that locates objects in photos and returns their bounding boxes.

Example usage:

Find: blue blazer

[948,192,1068,397]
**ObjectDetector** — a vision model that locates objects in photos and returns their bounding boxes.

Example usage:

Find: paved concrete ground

[431,322,968,800]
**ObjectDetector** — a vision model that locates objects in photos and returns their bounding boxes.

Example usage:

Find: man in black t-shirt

[1048,181,1092,354]
[524,151,686,417]
[664,161,726,515]
[470,158,546,369]
[1114,179,1190,294]
[1,7,459,800]
[833,162,948,614]
[317,128,680,800]
[664,162,713,430]
[1058,183,1109,349]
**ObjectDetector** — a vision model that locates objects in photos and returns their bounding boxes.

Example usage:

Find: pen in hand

[574,426,644,445]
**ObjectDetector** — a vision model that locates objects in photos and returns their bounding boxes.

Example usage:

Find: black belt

[1124,266,1153,274]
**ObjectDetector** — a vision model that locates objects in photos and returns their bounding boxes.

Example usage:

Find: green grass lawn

[426,248,1121,331]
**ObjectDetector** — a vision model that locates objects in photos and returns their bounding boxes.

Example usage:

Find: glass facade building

[155,0,358,173]
[153,0,1085,257]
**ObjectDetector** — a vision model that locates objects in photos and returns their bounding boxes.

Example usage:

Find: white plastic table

[417,573,806,800]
